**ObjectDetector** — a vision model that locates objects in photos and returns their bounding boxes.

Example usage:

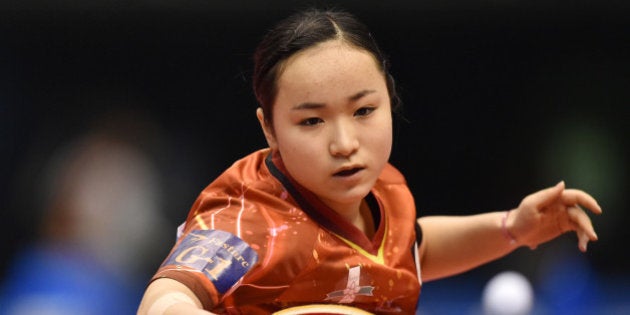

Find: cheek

[366,115,393,155]
[281,142,324,189]
[375,134,393,166]
[281,136,322,165]
[274,125,321,162]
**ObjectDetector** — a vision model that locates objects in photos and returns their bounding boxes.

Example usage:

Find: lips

[333,167,364,177]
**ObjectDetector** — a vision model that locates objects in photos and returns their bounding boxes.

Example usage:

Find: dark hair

[252,8,401,126]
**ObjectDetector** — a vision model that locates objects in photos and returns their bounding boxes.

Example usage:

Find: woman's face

[258,40,393,213]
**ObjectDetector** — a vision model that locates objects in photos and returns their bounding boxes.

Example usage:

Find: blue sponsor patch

[162,229,258,293]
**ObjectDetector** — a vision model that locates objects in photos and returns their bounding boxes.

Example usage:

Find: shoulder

[174,149,306,245]
[376,162,407,185]
[373,163,416,218]
[189,149,285,214]
[216,148,274,187]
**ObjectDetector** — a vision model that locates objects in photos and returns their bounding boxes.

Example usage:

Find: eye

[299,117,323,126]
[354,106,376,117]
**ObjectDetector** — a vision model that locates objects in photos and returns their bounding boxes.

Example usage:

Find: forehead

[275,40,385,102]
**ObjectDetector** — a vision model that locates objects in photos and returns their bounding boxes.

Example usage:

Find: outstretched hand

[507,181,602,252]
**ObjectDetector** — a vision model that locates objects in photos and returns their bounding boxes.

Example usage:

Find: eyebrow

[348,89,376,102]
[292,89,377,110]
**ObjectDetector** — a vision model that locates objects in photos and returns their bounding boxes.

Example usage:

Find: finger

[526,181,565,209]
[577,229,591,252]
[567,206,598,241]
[562,189,603,214]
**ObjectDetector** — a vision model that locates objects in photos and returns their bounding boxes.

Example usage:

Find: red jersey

[152,149,422,314]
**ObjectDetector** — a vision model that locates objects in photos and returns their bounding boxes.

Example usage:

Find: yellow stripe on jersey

[194,214,209,230]
[332,227,387,265]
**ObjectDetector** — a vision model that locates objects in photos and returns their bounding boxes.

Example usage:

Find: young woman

[137,9,601,315]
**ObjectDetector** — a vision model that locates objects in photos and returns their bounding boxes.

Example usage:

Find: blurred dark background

[1,0,628,314]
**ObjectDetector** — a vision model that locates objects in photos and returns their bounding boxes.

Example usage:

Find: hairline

[267,39,387,124]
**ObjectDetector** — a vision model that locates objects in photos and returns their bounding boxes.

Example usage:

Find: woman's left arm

[417,181,602,282]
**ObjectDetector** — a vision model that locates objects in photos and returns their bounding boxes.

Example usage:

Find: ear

[256,107,278,151]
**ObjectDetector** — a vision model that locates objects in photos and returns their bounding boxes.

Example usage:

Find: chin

[332,187,372,204]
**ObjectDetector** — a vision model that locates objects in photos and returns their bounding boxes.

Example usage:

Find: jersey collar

[265,151,384,255]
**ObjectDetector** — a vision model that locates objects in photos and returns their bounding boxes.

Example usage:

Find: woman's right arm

[137,278,216,315]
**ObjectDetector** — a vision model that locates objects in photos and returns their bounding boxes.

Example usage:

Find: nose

[329,121,359,158]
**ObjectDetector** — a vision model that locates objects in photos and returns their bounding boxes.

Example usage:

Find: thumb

[527,181,565,209]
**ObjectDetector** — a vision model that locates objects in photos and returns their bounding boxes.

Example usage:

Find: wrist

[501,210,517,245]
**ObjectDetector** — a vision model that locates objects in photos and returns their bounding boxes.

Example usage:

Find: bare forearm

[418,211,518,282]
[137,278,216,315]
[152,302,214,315]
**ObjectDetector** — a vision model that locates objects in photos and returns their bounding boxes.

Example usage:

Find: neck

[325,199,375,238]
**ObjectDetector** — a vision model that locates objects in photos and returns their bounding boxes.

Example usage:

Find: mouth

[333,166,364,177]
